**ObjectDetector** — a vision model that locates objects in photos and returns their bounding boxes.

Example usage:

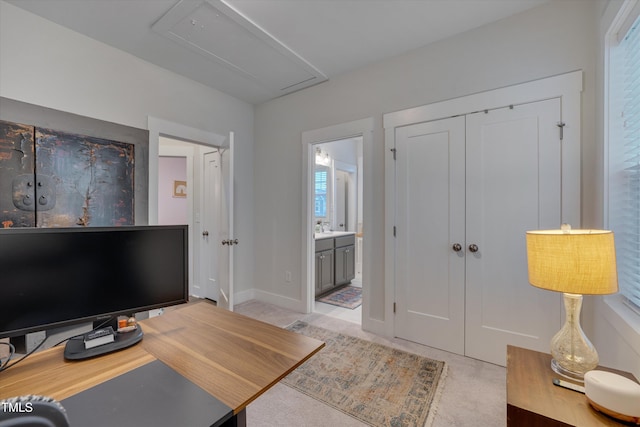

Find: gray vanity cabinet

[315,234,355,297]
[335,235,356,286]
[315,238,334,295]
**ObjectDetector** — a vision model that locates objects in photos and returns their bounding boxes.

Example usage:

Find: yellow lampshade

[526,229,618,295]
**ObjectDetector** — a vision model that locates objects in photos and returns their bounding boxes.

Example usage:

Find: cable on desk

[0,341,16,371]
[0,316,115,373]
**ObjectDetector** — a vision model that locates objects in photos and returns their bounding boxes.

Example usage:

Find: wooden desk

[507,345,639,427]
[0,302,324,426]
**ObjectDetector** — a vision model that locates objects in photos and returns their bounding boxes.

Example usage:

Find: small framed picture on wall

[173,180,187,198]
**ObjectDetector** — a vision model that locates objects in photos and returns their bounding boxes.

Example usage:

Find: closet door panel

[464,98,562,366]
[395,116,466,355]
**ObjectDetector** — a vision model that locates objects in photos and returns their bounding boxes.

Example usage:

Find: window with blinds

[314,169,328,218]
[608,7,640,312]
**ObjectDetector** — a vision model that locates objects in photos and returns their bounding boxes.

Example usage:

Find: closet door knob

[452,243,462,252]
[468,244,479,253]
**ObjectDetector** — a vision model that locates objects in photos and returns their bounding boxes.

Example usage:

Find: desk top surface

[0,302,325,414]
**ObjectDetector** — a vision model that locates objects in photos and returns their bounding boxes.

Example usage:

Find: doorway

[312,138,362,324]
[148,117,234,310]
[157,137,220,301]
[157,138,194,295]
[302,117,372,328]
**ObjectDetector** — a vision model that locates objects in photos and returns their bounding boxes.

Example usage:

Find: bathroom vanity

[314,232,356,297]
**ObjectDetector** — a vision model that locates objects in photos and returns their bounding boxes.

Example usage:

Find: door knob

[202,231,209,237]
[452,243,462,252]
[468,244,479,253]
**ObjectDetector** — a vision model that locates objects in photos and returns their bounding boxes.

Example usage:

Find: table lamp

[525,225,618,382]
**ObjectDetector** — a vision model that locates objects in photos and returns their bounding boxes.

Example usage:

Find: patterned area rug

[283,321,447,427]
[317,285,362,309]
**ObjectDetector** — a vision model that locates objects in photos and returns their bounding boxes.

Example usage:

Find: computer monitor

[0,225,188,358]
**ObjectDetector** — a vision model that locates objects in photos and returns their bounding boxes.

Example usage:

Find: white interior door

[464,99,562,365]
[395,116,466,355]
[217,132,234,310]
[202,150,220,301]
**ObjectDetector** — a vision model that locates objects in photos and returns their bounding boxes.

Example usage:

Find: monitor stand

[63,326,144,360]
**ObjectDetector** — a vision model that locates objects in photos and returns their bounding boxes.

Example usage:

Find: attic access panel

[152,0,327,97]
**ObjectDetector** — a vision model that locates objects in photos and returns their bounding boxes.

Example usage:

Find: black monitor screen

[0,225,188,338]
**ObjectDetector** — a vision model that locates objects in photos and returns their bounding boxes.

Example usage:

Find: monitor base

[64,325,143,360]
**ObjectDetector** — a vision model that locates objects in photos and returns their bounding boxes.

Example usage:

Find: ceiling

[7,0,552,105]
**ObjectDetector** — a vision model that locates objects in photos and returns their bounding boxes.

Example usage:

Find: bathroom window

[315,169,328,218]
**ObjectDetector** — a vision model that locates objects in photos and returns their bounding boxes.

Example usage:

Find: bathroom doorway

[302,117,372,327]
[312,138,362,323]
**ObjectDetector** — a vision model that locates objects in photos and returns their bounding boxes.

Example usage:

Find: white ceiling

[7,0,552,105]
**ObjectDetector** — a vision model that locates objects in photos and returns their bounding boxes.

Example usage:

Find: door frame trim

[148,116,227,299]
[301,117,374,330]
[148,117,226,224]
[383,70,583,338]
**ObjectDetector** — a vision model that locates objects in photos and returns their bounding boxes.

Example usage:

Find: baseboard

[233,288,256,306]
[193,288,305,313]
[249,289,306,313]
[362,316,389,338]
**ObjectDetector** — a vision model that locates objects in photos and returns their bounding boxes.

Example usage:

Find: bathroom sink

[314,231,355,240]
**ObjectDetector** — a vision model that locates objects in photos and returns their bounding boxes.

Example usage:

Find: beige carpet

[283,321,447,427]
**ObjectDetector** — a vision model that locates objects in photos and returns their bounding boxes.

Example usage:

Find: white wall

[254,1,600,332]
[0,1,255,298]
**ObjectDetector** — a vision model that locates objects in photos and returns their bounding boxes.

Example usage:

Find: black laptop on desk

[61,360,233,427]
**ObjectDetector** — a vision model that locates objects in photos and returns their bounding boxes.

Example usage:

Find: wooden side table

[507,345,639,426]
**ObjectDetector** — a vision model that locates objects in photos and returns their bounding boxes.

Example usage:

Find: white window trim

[602,0,640,356]
[602,296,640,355]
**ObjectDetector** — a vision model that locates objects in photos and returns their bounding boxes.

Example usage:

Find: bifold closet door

[394,116,466,355]
[394,98,563,365]
[464,98,562,366]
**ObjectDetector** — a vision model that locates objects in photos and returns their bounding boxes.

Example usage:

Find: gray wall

[253,0,601,341]
[0,0,255,297]
[0,97,150,224]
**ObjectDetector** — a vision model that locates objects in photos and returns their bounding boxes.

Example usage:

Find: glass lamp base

[549,293,599,383]
[551,358,587,382]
